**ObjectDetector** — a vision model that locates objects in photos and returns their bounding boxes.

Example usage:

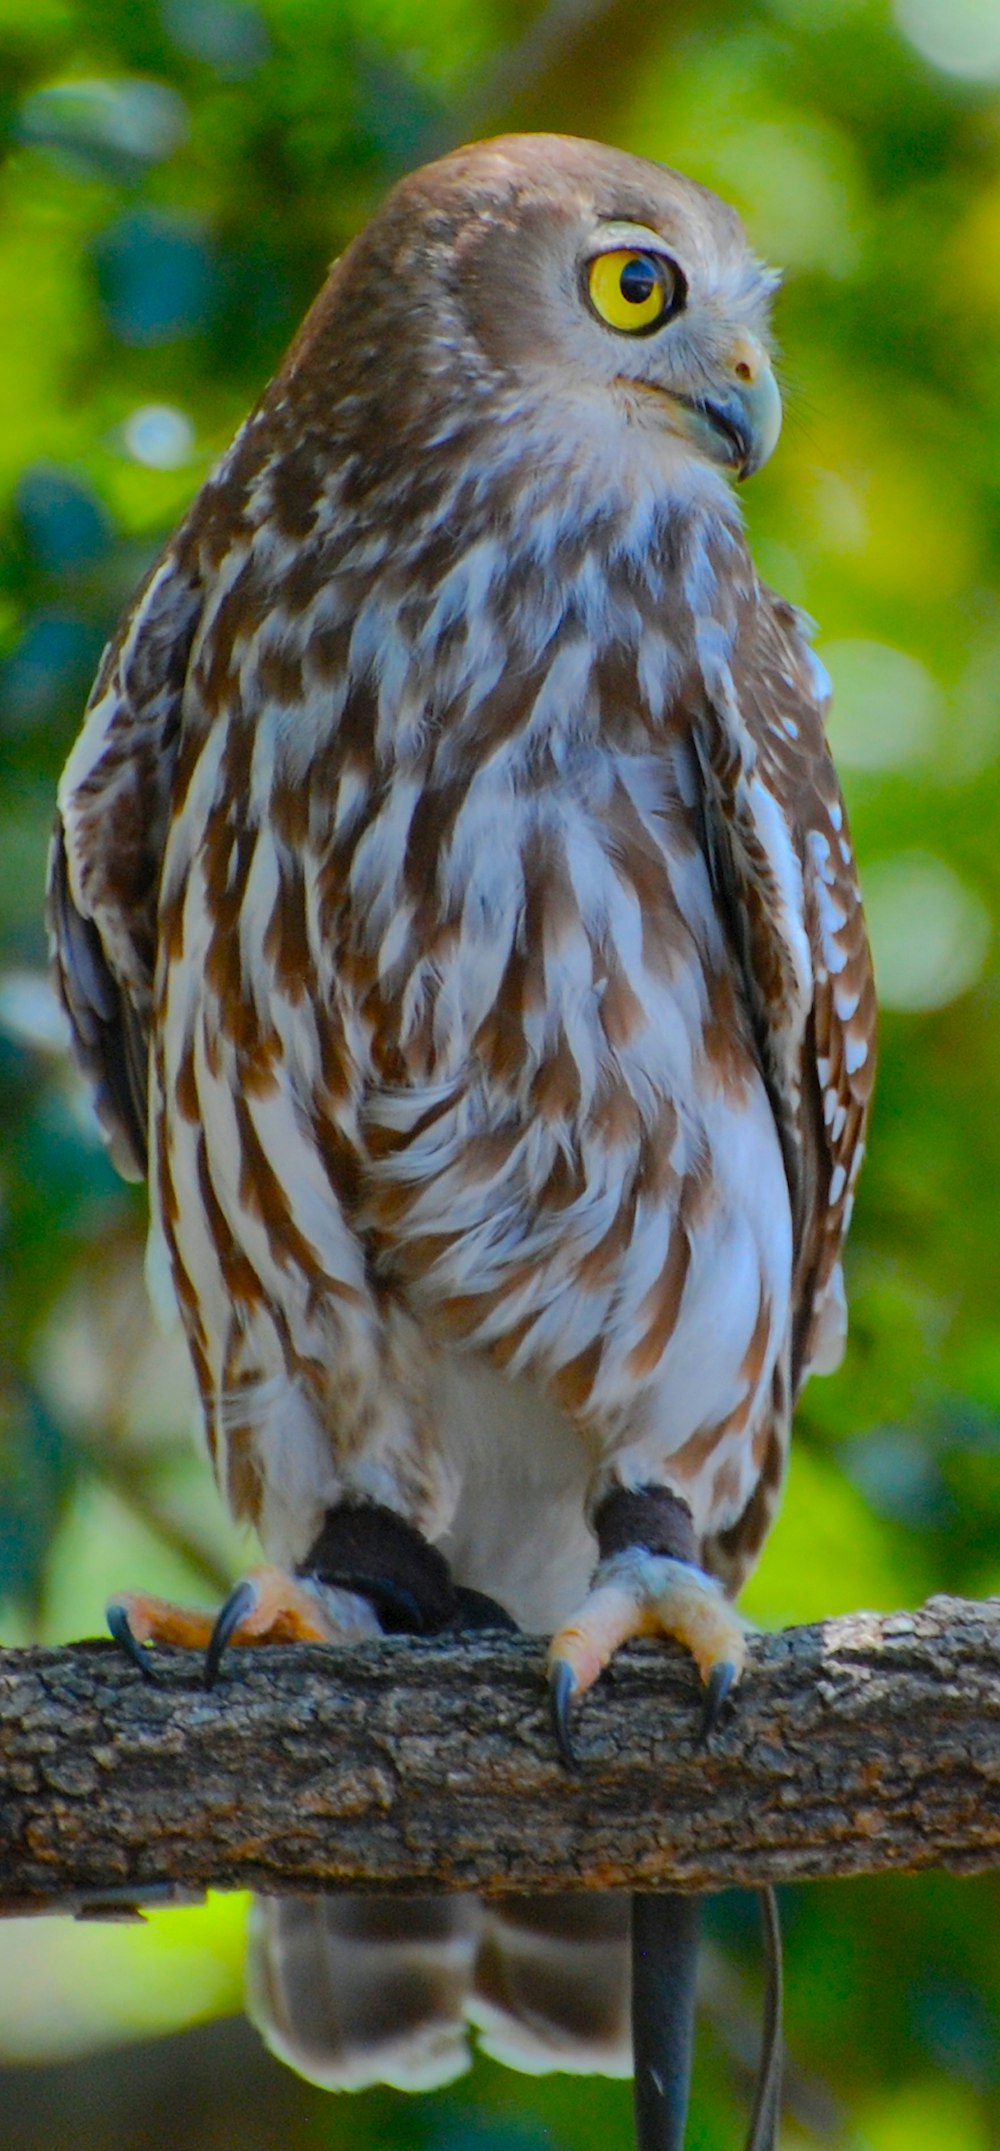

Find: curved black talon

[204,1577,258,1689]
[107,1603,160,1682]
[697,1658,737,1747]
[549,1659,579,1769]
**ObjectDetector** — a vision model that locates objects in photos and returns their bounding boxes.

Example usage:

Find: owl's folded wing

[697,585,876,1396]
[47,536,203,1180]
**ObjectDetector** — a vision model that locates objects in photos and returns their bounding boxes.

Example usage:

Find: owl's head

[310,133,781,509]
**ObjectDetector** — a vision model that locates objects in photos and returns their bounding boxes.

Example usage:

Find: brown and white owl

[49,134,875,2148]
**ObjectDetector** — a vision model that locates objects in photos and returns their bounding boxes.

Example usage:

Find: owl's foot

[109,1503,519,1688]
[547,1484,746,1766]
[548,1551,746,1764]
[107,1567,338,1684]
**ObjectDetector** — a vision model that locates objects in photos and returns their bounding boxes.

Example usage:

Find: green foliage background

[3,0,1000,2143]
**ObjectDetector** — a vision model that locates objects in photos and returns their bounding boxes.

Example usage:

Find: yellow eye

[587,249,681,334]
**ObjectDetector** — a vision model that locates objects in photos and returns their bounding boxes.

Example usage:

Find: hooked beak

[630,333,782,481]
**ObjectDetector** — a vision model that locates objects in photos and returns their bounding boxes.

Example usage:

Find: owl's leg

[547,1485,746,1765]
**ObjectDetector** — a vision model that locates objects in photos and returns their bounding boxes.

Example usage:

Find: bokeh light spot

[123,404,196,469]
[894,0,1000,82]
[863,852,992,1012]
[824,639,940,771]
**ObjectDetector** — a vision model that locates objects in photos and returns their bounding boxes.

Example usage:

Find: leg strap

[299,1503,517,1637]
[594,1485,698,1566]
[299,1503,456,1634]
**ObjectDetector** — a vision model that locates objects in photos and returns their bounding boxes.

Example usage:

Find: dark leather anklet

[593,1484,698,1566]
[298,1501,457,1635]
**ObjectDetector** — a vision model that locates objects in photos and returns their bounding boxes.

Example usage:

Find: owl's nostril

[726,331,765,385]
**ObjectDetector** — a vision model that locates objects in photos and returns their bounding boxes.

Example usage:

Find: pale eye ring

[585,248,685,336]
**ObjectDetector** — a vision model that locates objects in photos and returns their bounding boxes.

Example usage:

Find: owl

[49,134,875,2149]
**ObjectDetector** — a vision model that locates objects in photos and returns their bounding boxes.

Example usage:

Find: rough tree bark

[3,1595,1000,1917]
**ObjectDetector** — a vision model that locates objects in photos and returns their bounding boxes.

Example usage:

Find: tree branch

[3,1595,1000,1916]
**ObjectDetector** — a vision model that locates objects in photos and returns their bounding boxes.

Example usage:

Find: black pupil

[619,255,659,306]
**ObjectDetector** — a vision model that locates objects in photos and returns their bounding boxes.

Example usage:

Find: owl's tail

[472,1893,631,2074]
[246,1895,480,2092]
[248,1887,781,2148]
[246,1890,631,2092]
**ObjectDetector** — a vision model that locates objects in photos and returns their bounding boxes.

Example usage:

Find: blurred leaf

[93,210,217,345]
[162,0,271,79]
[17,76,189,181]
[0,1385,77,1612]
[15,464,113,575]
[1,613,105,733]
